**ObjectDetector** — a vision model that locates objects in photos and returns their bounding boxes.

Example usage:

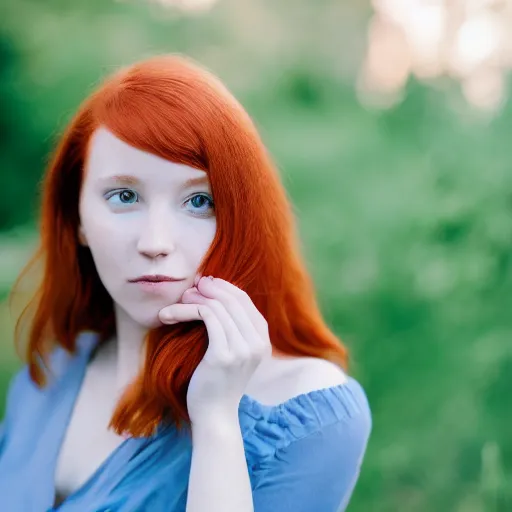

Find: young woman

[0,54,371,511]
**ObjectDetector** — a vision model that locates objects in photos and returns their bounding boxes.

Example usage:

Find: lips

[128,275,185,283]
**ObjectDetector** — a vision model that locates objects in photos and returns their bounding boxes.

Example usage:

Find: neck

[100,310,292,395]
[108,305,147,393]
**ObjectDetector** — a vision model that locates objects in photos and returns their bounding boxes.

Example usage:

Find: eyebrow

[105,174,140,186]
[101,174,210,189]
[181,176,210,189]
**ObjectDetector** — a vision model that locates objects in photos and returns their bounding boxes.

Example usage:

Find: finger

[194,279,268,355]
[159,302,230,360]
[182,288,252,359]
[159,303,201,324]
[199,277,268,338]
[195,305,231,362]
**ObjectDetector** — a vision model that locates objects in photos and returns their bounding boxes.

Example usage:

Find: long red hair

[10,54,348,437]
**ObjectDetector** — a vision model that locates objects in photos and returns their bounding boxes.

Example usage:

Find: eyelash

[104,189,215,217]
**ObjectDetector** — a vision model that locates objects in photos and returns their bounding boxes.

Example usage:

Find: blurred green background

[1,1,511,510]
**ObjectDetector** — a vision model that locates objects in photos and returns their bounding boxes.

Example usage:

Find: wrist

[190,409,241,436]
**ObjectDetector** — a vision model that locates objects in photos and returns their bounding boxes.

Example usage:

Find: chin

[135,314,165,330]
[116,305,164,330]
[115,293,184,330]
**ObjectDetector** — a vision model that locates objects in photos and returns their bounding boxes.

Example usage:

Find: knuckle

[219,354,236,367]
[256,343,272,358]
[231,346,252,362]
[224,294,238,309]
[210,298,223,311]
[237,287,249,300]
[205,349,231,366]
[198,304,211,317]
[245,345,262,360]
[224,324,238,339]
[241,353,254,364]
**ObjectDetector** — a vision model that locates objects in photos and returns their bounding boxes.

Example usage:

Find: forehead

[84,126,208,183]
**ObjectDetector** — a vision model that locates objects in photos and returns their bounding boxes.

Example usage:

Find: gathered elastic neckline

[72,330,369,438]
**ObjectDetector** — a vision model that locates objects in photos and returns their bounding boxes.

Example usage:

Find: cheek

[83,206,135,248]
[188,221,216,263]
[83,218,134,282]
[88,224,129,257]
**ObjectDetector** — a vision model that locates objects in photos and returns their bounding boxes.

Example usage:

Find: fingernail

[194,274,202,286]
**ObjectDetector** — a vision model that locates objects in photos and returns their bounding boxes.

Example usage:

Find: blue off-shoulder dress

[0,331,372,512]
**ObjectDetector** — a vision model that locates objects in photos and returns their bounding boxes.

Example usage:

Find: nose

[136,210,176,259]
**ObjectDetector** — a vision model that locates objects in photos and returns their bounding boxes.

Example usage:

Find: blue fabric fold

[0,331,371,511]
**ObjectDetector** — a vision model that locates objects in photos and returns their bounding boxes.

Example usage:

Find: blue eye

[186,194,214,216]
[105,189,139,205]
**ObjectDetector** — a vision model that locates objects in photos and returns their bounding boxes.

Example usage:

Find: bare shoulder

[294,357,349,391]
[247,355,349,406]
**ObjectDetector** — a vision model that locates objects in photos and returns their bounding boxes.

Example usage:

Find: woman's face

[78,126,216,329]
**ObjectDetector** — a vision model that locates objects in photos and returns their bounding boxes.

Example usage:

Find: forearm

[186,414,254,512]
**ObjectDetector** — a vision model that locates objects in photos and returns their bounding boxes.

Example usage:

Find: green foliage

[0,1,511,510]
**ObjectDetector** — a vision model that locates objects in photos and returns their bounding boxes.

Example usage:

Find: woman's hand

[158,276,272,425]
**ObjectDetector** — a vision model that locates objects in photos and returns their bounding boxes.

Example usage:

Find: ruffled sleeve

[239,378,372,512]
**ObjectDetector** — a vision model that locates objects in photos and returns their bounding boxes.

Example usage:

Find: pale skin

[161,275,272,511]
[69,125,273,511]
[164,275,273,424]
[55,125,346,509]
